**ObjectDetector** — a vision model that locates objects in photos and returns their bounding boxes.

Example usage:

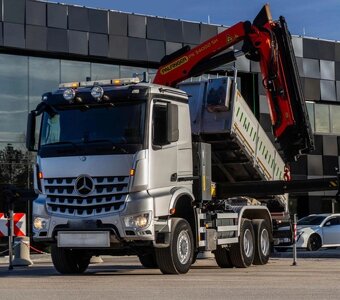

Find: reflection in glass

[61,60,91,83]
[331,105,340,134]
[29,57,60,111]
[0,54,28,140]
[306,102,315,133]
[120,65,147,79]
[314,104,330,133]
[91,63,119,81]
[0,143,31,187]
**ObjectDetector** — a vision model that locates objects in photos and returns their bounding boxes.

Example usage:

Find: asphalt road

[1,254,340,300]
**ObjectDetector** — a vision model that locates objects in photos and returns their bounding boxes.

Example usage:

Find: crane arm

[153,5,314,162]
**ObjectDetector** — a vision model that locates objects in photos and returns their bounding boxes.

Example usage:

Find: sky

[57,0,340,41]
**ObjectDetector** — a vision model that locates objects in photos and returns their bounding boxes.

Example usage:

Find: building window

[331,105,340,134]
[314,103,330,133]
[29,57,60,111]
[61,60,91,83]
[91,63,119,81]
[0,54,28,143]
[306,101,315,132]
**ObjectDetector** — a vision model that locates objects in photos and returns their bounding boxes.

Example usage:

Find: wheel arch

[237,206,273,240]
[308,232,323,245]
[169,188,197,248]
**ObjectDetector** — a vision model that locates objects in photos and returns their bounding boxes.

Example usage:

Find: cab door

[148,101,179,216]
[322,216,340,246]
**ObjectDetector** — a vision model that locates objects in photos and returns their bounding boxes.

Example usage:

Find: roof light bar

[59,77,141,89]
[59,82,80,89]
[111,77,140,85]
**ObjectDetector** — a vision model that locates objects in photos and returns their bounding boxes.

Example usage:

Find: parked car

[276,214,340,251]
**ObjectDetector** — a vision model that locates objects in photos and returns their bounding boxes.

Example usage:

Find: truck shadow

[0,264,162,277]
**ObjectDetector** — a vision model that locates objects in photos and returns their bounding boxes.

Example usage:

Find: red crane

[153,5,314,162]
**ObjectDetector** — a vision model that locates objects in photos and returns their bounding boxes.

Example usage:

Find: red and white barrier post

[292,214,297,266]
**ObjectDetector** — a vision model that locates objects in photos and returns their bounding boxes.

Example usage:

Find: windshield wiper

[44,141,79,150]
[83,139,128,154]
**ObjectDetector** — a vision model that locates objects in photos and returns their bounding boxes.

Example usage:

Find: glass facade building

[0,0,340,216]
[0,54,155,193]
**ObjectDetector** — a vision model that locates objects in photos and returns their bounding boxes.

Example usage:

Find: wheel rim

[310,236,321,251]
[243,229,254,258]
[177,230,191,265]
[260,229,270,256]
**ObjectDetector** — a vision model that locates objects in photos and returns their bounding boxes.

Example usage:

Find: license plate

[57,231,110,248]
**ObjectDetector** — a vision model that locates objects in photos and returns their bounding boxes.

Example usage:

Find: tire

[229,218,255,268]
[191,251,199,265]
[214,246,233,268]
[51,245,91,274]
[252,219,271,265]
[307,234,322,251]
[155,218,194,274]
[138,251,158,268]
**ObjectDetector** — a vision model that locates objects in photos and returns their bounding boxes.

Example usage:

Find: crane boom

[153,5,314,162]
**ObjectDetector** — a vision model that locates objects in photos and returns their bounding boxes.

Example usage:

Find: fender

[169,187,195,212]
[234,206,273,237]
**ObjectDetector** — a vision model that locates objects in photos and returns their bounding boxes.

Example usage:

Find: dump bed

[179,77,286,191]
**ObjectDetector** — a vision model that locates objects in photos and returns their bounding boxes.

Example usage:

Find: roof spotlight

[91,86,104,100]
[63,88,76,102]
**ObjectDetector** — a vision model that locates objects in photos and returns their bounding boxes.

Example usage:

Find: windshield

[297,215,327,226]
[39,102,146,156]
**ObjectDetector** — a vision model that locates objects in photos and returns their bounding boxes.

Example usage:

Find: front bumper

[32,191,157,244]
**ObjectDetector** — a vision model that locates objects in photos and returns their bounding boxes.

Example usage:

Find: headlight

[63,88,76,101]
[124,212,151,229]
[33,217,49,231]
[91,86,104,100]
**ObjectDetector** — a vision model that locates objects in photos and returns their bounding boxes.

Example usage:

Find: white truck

[26,5,317,274]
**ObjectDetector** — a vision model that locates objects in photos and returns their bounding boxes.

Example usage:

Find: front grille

[44,176,129,217]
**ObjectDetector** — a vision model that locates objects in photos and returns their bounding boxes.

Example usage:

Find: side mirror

[26,111,37,151]
[167,103,179,143]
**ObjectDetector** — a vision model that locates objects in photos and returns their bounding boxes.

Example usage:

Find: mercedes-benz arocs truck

[26,5,317,274]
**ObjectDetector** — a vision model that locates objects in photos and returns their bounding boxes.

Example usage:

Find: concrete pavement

[1,247,340,265]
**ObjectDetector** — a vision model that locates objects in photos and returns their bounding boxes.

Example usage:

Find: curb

[0,254,52,265]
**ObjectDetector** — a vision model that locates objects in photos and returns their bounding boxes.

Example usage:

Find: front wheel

[51,246,91,274]
[155,218,194,274]
[307,234,322,251]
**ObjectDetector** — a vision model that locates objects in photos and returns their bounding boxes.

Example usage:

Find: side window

[153,104,168,146]
[152,102,179,147]
[41,114,61,145]
[325,218,338,226]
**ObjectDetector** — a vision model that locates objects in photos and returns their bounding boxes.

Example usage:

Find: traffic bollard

[12,236,33,267]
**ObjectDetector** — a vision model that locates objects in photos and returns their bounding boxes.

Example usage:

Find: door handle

[170,173,177,182]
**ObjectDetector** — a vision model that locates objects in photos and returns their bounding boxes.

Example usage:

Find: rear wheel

[138,251,158,268]
[214,246,233,268]
[51,246,91,274]
[252,219,271,265]
[229,218,255,268]
[307,234,322,251]
[155,218,194,274]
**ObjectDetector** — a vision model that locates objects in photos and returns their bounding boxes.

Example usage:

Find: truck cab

[28,78,200,272]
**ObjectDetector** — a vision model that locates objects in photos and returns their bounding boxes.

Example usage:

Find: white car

[294,214,340,251]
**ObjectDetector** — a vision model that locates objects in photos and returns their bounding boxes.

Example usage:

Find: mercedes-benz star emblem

[75,175,94,196]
